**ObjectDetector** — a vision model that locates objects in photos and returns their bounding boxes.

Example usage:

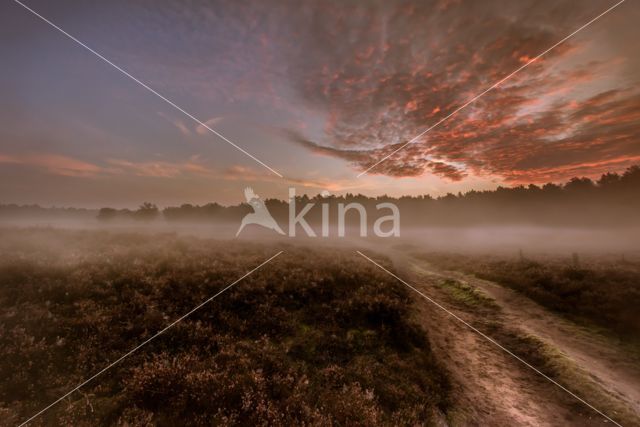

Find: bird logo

[236,187,285,237]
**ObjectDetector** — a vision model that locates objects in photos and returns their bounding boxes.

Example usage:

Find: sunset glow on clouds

[277,1,640,183]
[1,0,639,206]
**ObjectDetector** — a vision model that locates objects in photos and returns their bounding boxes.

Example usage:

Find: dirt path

[379,251,640,426]
[442,268,640,418]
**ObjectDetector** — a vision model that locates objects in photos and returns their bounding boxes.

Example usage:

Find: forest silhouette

[1,165,639,227]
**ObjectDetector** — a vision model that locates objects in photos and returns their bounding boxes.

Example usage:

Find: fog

[2,216,639,259]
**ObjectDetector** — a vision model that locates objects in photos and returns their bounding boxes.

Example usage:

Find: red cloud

[278,0,638,183]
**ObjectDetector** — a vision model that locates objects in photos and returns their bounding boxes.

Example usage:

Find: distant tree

[134,202,159,221]
[97,207,118,221]
[564,177,595,192]
[597,172,620,188]
[541,182,562,193]
[620,165,640,188]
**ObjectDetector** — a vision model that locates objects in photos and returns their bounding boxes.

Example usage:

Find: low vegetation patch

[437,279,500,312]
[417,252,640,339]
[0,228,449,426]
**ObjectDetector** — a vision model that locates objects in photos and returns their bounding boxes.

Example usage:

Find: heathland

[0,228,449,426]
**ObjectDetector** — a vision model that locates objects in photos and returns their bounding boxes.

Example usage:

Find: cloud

[0,150,357,193]
[37,0,636,185]
[196,117,224,135]
[273,0,639,183]
[0,152,221,180]
[282,129,467,180]
[5,0,638,195]
[157,112,192,136]
[0,153,103,177]
[174,121,191,136]
[106,157,219,178]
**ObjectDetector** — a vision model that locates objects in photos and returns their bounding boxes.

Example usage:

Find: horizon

[2,163,638,210]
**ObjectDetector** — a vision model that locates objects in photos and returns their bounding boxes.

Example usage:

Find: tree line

[1,165,638,227]
[103,165,640,227]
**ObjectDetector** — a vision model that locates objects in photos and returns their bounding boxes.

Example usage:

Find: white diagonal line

[356,250,623,427]
[357,0,626,177]
[19,250,284,427]
[12,0,283,179]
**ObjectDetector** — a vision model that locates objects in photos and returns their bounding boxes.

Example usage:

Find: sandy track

[380,251,639,426]
[443,268,640,419]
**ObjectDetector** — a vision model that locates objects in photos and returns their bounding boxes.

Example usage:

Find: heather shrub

[0,229,449,425]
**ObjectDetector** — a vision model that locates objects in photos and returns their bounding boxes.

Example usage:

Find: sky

[0,0,639,208]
